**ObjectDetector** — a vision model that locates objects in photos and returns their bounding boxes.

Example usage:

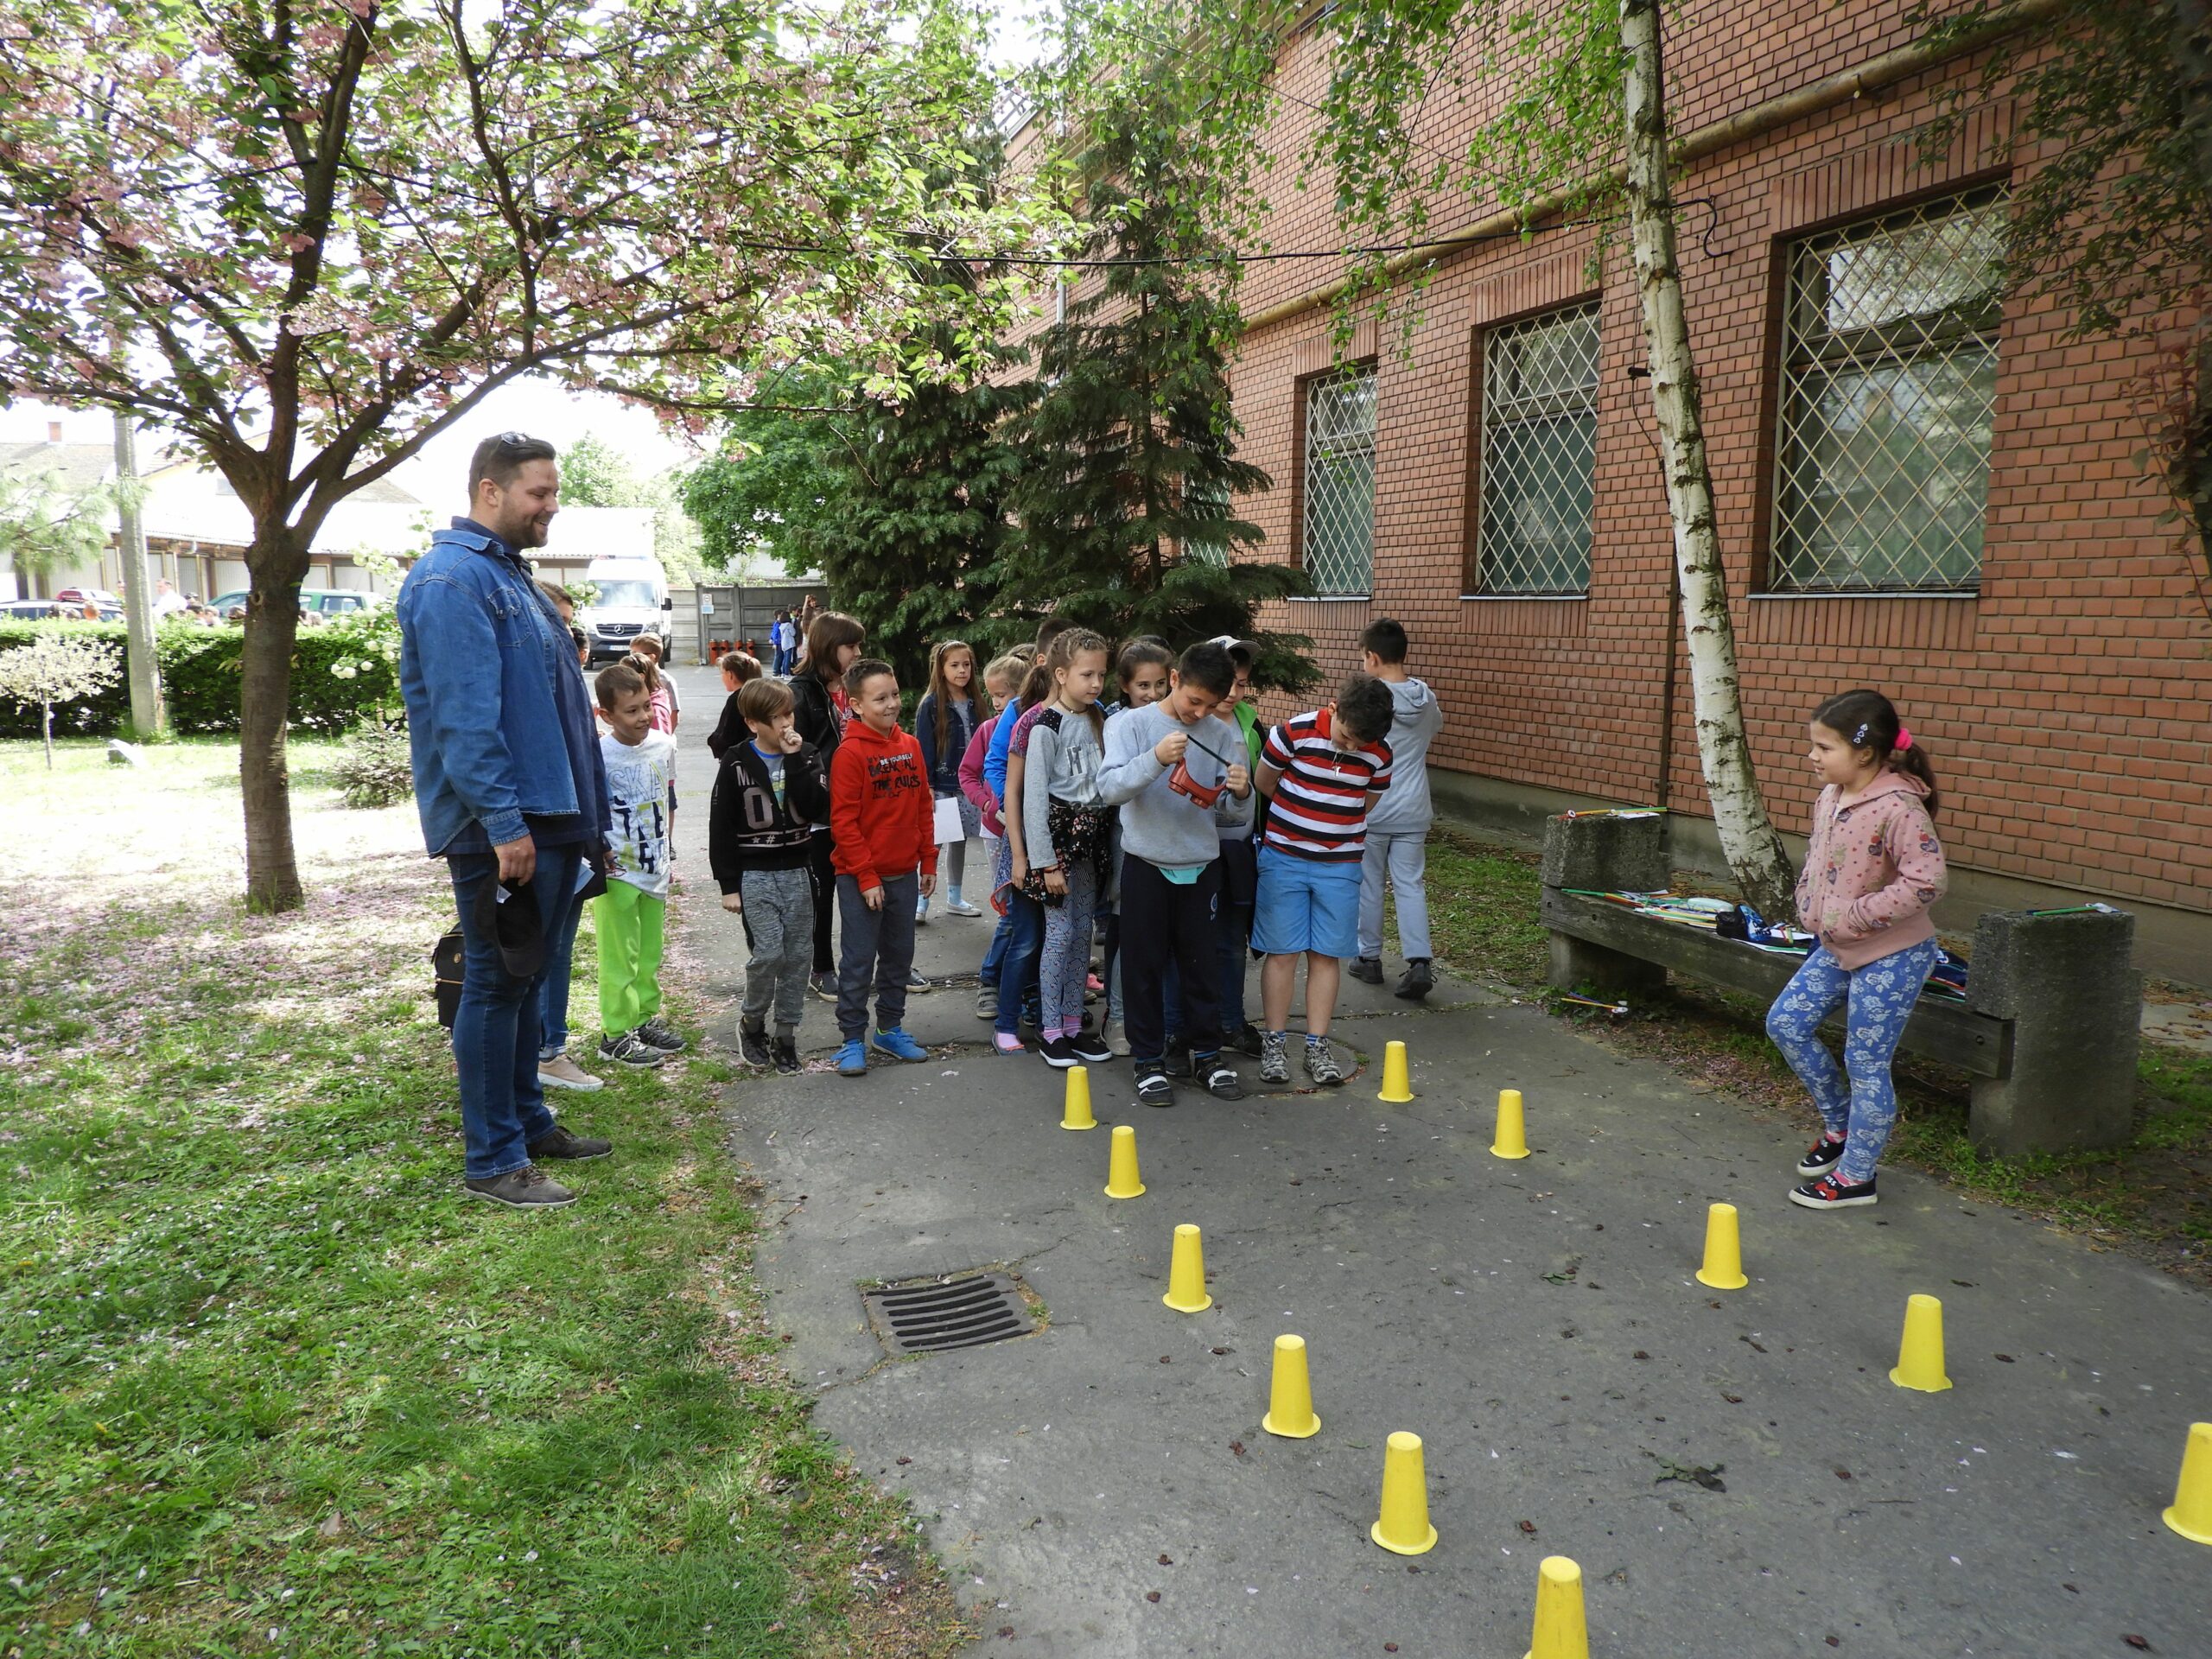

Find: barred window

[1770,189,2006,593]
[1182,470,1231,568]
[1475,303,1601,594]
[1301,366,1377,595]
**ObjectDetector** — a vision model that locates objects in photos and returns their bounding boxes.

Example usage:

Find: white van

[578,556,671,663]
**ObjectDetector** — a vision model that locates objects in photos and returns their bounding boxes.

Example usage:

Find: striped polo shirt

[1260,709,1394,861]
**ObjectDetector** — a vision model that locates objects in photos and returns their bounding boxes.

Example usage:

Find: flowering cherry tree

[0,0,1062,910]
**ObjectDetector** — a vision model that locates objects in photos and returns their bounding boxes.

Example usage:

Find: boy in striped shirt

[1252,675,1397,1086]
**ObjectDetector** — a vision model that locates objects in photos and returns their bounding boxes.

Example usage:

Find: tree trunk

[1618,0,1797,922]
[112,412,167,737]
[239,529,309,912]
[41,700,54,770]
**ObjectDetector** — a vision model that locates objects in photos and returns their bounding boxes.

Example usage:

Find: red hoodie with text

[830,717,939,891]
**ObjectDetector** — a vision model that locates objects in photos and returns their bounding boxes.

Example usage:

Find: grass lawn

[1,738,963,1657]
[1399,826,2212,1280]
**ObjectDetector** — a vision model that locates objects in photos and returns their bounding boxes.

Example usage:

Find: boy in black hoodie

[709,677,832,1071]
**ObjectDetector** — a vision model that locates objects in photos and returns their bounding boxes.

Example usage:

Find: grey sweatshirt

[1096,701,1253,870]
[1367,676,1444,835]
[1022,704,1107,868]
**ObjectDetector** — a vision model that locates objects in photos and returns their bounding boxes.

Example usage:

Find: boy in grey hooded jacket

[1351,619,1446,1000]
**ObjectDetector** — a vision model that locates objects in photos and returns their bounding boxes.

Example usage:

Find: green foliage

[329,723,415,809]
[0,461,120,581]
[560,433,708,584]
[679,385,849,578]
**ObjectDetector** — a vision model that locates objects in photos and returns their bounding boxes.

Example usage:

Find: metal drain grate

[861,1272,1033,1355]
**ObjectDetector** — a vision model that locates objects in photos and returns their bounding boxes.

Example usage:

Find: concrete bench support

[1539,814,1670,1002]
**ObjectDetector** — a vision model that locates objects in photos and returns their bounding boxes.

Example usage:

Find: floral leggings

[1764,938,1940,1185]
[1039,859,1099,1037]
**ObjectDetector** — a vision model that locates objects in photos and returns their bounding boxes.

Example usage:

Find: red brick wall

[1214,10,2212,916]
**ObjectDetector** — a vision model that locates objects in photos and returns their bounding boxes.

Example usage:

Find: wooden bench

[1539,812,2141,1157]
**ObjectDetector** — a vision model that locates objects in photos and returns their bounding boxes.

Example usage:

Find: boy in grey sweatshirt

[1351,618,1446,1000]
[1095,641,1254,1105]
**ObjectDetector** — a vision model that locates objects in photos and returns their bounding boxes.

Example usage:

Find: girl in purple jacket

[1767,689,1948,1211]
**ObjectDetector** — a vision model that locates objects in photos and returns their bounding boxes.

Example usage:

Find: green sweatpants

[594,880,665,1038]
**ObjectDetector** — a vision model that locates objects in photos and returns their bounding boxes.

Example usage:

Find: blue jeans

[1217,900,1252,1033]
[995,891,1046,1039]
[448,848,584,1179]
[536,881,586,1062]
[1765,940,1940,1184]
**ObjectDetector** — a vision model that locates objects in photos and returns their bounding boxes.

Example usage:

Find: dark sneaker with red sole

[1789,1173,1878,1209]
[1796,1135,1847,1177]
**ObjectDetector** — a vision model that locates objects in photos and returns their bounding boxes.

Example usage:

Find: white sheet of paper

[932,795,965,845]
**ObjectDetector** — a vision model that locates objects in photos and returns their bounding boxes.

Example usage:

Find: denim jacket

[397,520,611,855]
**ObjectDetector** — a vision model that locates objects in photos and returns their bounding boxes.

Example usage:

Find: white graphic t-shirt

[600,730,678,897]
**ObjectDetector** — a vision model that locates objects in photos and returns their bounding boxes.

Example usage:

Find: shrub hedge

[0,613,401,740]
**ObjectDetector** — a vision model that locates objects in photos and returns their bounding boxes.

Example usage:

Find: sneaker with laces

[537,1052,605,1092]
[1224,1022,1265,1058]
[1258,1031,1290,1087]
[461,1164,575,1208]
[1304,1039,1345,1087]
[904,968,932,994]
[871,1026,930,1063]
[1069,1029,1115,1065]
[1202,1059,1244,1101]
[1394,959,1434,1001]
[633,1016,686,1053]
[1348,956,1385,986]
[1038,1034,1080,1071]
[1789,1172,1878,1209]
[1101,1018,1131,1057]
[810,970,839,1002]
[598,1030,665,1068]
[835,1039,868,1077]
[976,986,999,1020]
[739,1023,772,1067]
[1796,1134,1847,1177]
[1135,1065,1174,1108]
[944,899,983,917]
[527,1124,612,1161]
[772,1033,802,1074]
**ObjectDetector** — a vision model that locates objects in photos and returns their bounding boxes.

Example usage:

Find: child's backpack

[432,929,465,1028]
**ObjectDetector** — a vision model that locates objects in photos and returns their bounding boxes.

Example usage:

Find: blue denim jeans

[995,891,1046,1039]
[448,847,584,1179]
[536,884,585,1062]
[1765,939,1940,1184]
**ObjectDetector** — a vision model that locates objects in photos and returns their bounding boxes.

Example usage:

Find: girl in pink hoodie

[1767,689,1948,1211]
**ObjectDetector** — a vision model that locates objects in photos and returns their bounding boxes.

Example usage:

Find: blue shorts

[1252,845,1361,958]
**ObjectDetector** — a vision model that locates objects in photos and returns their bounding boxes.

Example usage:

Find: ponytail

[1810,688,1940,817]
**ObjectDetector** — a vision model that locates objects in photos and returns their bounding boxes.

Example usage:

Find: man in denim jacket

[399,433,613,1210]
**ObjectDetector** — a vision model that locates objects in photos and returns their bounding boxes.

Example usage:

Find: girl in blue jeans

[1766,690,1948,1211]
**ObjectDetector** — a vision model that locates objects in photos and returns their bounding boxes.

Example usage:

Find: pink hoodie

[959,714,1002,837]
[1795,771,1948,970]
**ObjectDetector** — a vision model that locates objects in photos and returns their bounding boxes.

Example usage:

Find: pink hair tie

[1893,727,1914,753]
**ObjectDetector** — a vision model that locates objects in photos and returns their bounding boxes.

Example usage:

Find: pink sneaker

[994,1031,1026,1054]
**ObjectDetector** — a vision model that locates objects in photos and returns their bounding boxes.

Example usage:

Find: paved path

[668,673,2209,1657]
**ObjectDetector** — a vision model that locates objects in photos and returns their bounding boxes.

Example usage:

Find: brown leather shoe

[527,1125,612,1162]
[461,1164,576,1208]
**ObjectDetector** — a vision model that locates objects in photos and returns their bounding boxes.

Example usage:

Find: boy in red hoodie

[828,658,939,1075]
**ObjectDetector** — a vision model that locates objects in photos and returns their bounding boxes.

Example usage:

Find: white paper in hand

[931,795,965,845]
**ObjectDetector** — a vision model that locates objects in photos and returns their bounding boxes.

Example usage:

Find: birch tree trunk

[1619,0,1797,922]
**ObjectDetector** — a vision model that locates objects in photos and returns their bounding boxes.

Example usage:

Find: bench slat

[1541,889,2012,1078]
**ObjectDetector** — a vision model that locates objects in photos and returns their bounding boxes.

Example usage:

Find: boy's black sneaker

[1163,1042,1193,1079]
[772,1034,802,1074]
[739,1022,772,1067]
[1135,1065,1174,1108]
[1395,959,1434,1001]
[1348,956,1385,986]
[1039,1035,1081,1071]
[1796,1134,1847,1177]
[1225,1022,1266,1058]
[1069,1029,1116,1065]
[1789,1172,1878,1210]
[809,970,838,1002]
[1202,1059,1243,1101]
[598,1030,664,1068]
[634,1016,686,1053]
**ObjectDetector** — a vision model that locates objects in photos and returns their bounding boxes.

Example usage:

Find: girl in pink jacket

[1767,689,1948,1211]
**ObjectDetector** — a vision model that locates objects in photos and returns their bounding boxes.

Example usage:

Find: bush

[0,610,401,739]
[330,723,416,808]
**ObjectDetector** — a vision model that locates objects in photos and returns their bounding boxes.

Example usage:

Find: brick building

[1031,1,2209,979]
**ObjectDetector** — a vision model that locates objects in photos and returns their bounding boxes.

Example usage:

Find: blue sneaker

[835,1039,868,1077]
[871,1027,929,1063]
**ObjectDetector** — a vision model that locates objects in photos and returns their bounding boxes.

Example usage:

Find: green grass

[1415,823,2212,1272]
[0,739,963,1657]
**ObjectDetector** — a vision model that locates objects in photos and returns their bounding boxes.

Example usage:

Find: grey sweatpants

[739,866,815,1033]
[836,872,919,1041]
[1357,830,1431,961]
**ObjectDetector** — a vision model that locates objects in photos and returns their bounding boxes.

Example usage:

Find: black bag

[432,929,465,1029]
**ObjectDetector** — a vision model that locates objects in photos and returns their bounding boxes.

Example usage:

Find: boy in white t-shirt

[593,661,686,1069]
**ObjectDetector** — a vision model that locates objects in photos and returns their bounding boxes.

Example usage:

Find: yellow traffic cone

[1060,1065,1096,1131]
[1163,1224,1212,1313]
[1523,1555,1589,1659]
[1889,1293,1953,1393]
[1491,1089,1530,1160]
[1694,1202,1749,1290]
[1369,1431,1438,1555]
[1377,1040,1414,1103]
[1262,1334,1320,1439]
[1104,1123,1145,1199]
[2161,1421,2212,1545]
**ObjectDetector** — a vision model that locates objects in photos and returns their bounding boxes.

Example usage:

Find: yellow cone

[1523,1555,1589,1659]
[1694,1202,1749,1290]
[2162,1421,2212,1545]
[1262,1334,1320,1439]
[1369,1431,1438,1555]
[1104,1123,1145,1199]
[1491,1088,1530,1160]
[1890,1293,1953,1393]
[1162,1224,1212,1313]
[1060,1065,1096,1131]
[1377,1039,1414,1103]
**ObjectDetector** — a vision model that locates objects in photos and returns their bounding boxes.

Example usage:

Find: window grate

[1770,189,2006,594]
[1477,303,1601,594]
[1301,366,1377,595]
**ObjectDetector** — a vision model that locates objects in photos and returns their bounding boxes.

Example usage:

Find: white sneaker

[944,899,983,918]
[538,1052,605,1092]
[1101,1018,1131,1057]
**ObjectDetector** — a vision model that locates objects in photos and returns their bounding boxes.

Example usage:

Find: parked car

[1,599,121,621]
[53,587,122,608]
[207,588,385,617]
